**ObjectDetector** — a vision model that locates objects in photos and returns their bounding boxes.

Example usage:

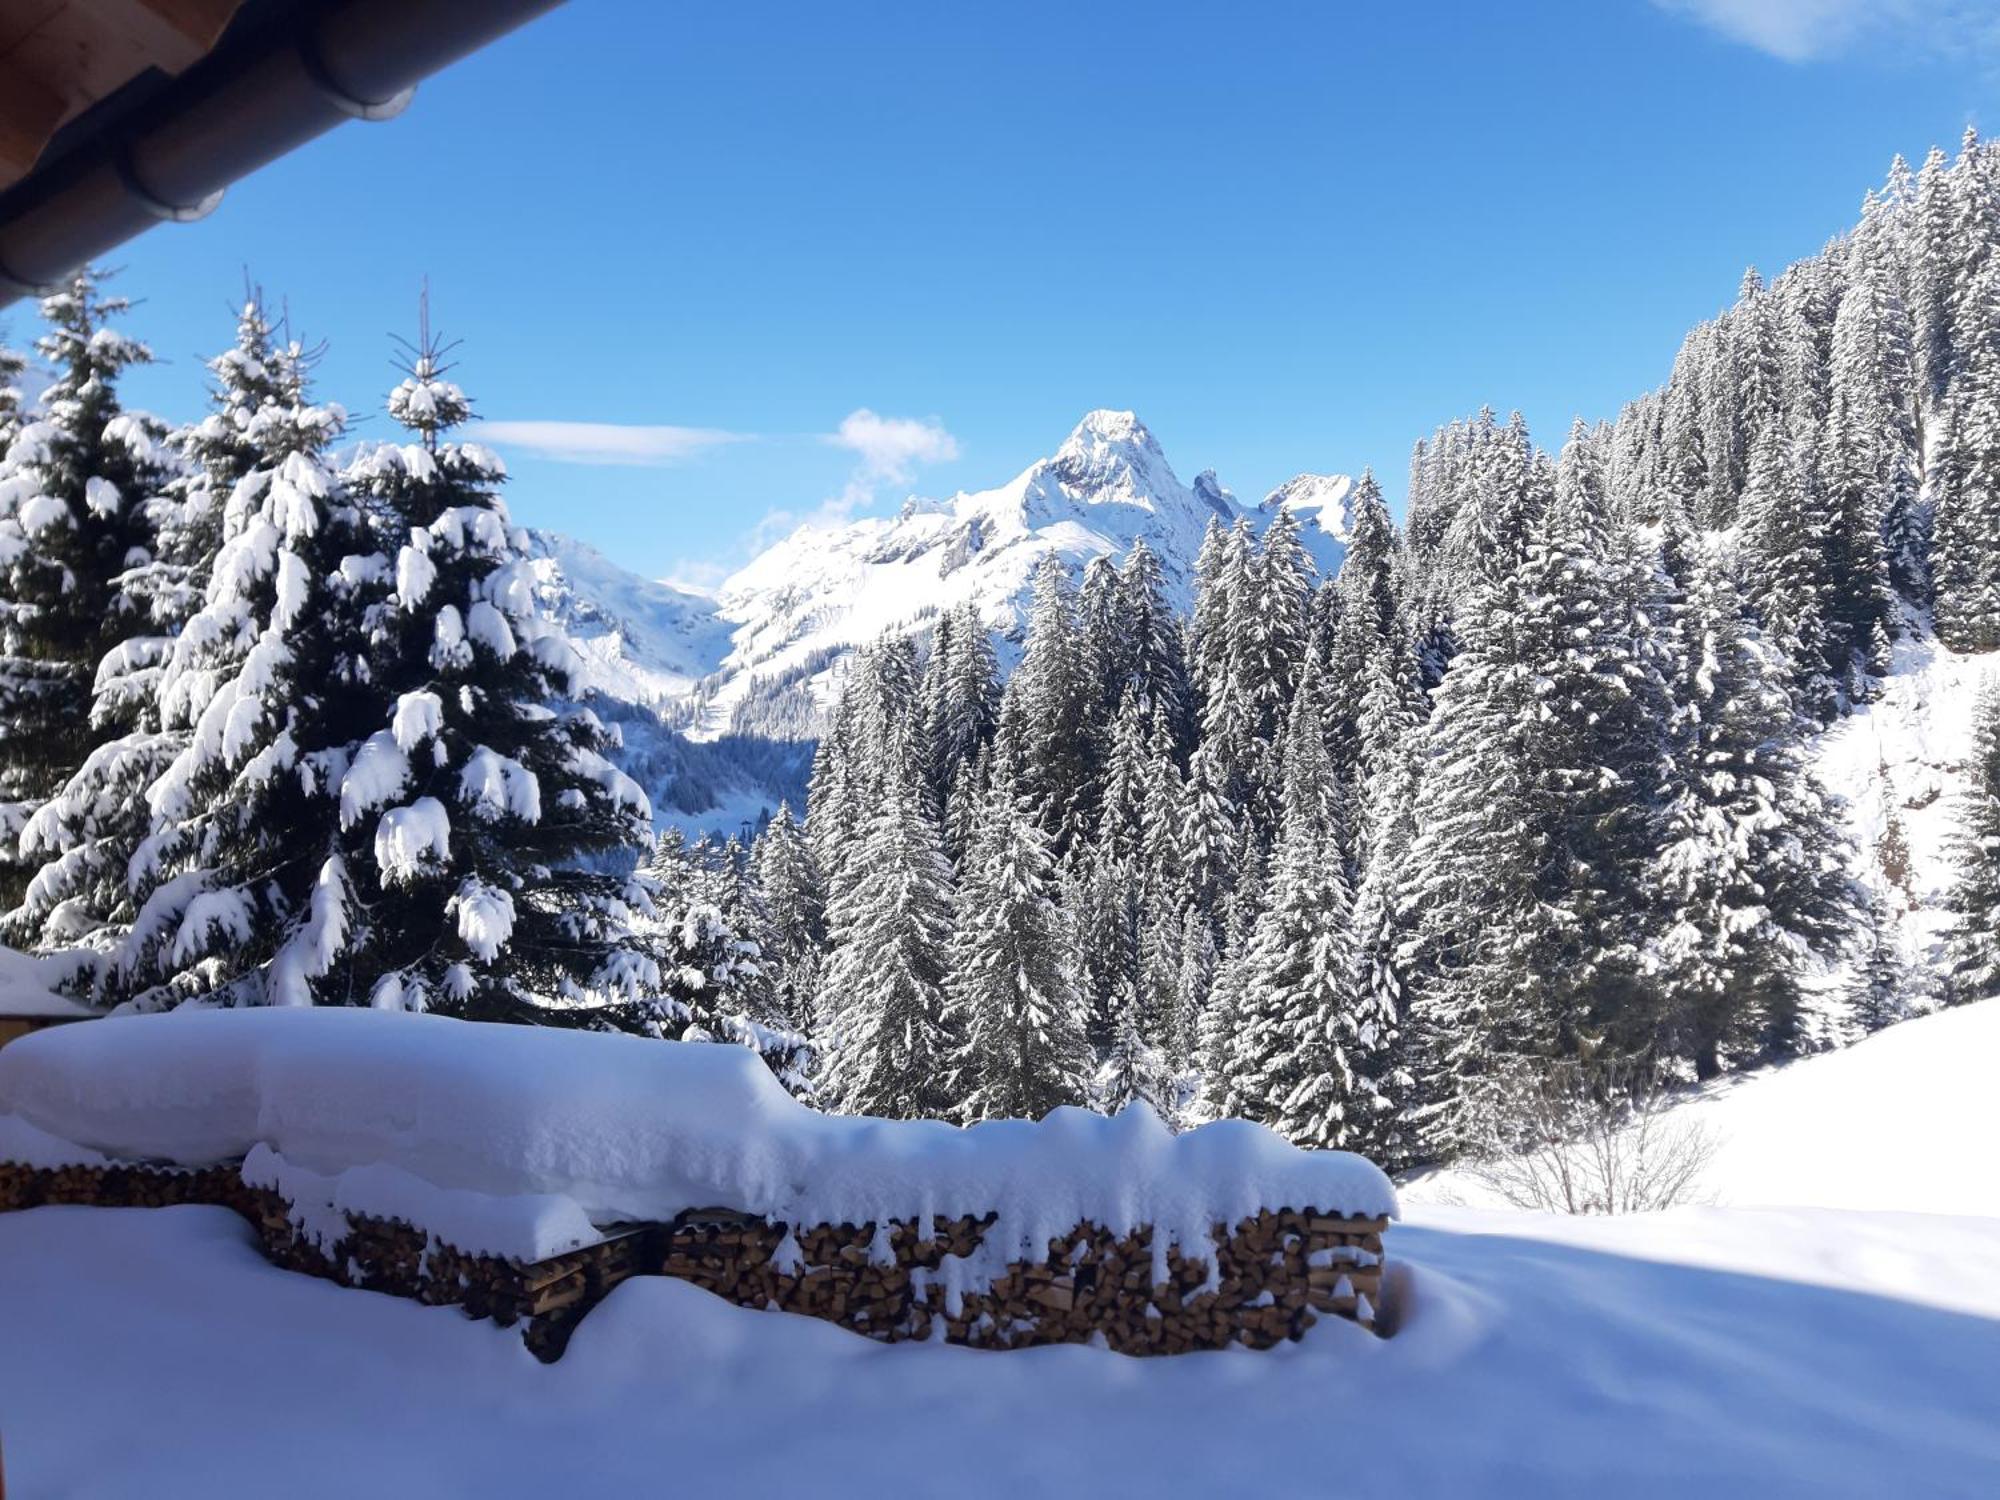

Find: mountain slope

[698,410,1352,741]
[526,411,1356,757]
[523,531,732,707]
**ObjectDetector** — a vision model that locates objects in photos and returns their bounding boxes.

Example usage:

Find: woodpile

[654,1205,1386,1354]
[0,1159,250,1216]
[239,1186,662,1362]
[2,1156,1391,1360]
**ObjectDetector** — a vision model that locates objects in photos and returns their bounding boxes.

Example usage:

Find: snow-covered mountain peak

[1046,408,1170,490]
[1259,472,1356,578]
[1261,472,1357,533]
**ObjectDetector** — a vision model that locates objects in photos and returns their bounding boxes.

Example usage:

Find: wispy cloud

[479,419,751,467]
[1650,0,2000,64]
[743,409,963,552]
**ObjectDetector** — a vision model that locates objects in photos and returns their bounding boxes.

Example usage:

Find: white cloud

[733,409,963,554]
[1651,0,2000,62]
[479,420,750,467]
[818,407,961,519]
[1651,0,1894,60]
[825,408,961,485]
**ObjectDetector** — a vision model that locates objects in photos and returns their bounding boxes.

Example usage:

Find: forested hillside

[684,131,2000,1168]
[6,135,2000,1172]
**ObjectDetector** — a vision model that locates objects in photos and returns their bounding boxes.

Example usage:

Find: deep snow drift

[3,1004,1999,1496]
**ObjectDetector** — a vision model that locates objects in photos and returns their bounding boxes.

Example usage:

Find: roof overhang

[0,0,563,308]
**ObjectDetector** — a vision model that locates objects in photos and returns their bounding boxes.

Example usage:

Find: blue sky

[10,0,1996,585]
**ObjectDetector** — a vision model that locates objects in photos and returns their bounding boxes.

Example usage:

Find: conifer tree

[1741,424,1839,718]
[1094,980,1174,1120]
[0,272,172,913]
[922,600,998,805]
[816,733,959,1117]
[1932,256,2000,650]
[953,732,1091,1121]
[0,341,24,457]
[329,323,654,1017]
[1119,537,1192,743]
[1222,657,1388,1149]
[11,301,338,974]
[751,801,824,1030]
[1944,678,2000,1006]
[1655,554,1849,1073]
[1846,894,1910,1035]
[1003,554,1091,847]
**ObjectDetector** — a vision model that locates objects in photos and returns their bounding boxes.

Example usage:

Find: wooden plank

[0,55,67,185]
[76,0,243,75]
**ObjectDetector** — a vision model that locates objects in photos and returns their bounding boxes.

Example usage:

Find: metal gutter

[0,0,564,307]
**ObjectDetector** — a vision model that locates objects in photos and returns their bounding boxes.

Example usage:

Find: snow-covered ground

[1406,999,2000,1219]
[5,1004,2000,1495]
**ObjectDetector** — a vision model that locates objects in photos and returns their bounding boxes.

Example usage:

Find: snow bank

[1407,998,2000,1219]
[0,1009,1395,1259]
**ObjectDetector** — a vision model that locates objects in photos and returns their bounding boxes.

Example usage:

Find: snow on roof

[0,1009,1397,1262]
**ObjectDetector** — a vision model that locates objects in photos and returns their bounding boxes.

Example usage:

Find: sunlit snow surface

[5,1004,2000,1495]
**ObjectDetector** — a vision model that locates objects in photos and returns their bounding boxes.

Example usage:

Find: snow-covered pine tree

[0,339,24,464]
[332,325,653,1018]
[1228,505,1313,849]
[1077,553,1131,730]
[1093,977,1174,1120]
[98,331,369,1011]
[1944,676,2000,1006]
[633,832,808,1090]
[920,600,998,808]
[816,727,960,1118]
[806,669,863,886]
[1004,553,1092,848]
[1188,517,1238,715]
[1931,254,2000,651]
[1176,742,1238,937]
[751,801,824,1030]
[1845,893,1912,1035]
[0,272,173,914]
[1322,471,1401,785]
[1074,687,1150,1045]
[1400,502,1563,1159]
[1221,654,1390,1150]
[1654,550,1850,1074]
[1120,537,1192,746]
[1740,422,1840,719]
[1816,267,1902,673]
[952,727,1092,1122]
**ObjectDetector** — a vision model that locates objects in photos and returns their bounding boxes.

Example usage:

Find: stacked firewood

[2,1154,1391,1359]
[655,1205,1388,1353]
[241,1189,661,1361]
[0,1159,250,1216]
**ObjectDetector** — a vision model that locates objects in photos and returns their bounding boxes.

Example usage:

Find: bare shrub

[1462,1053,1717,1215]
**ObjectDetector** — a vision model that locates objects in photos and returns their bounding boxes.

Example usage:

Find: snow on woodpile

[0,946,95,1020]
[0,1009,1397,1262]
